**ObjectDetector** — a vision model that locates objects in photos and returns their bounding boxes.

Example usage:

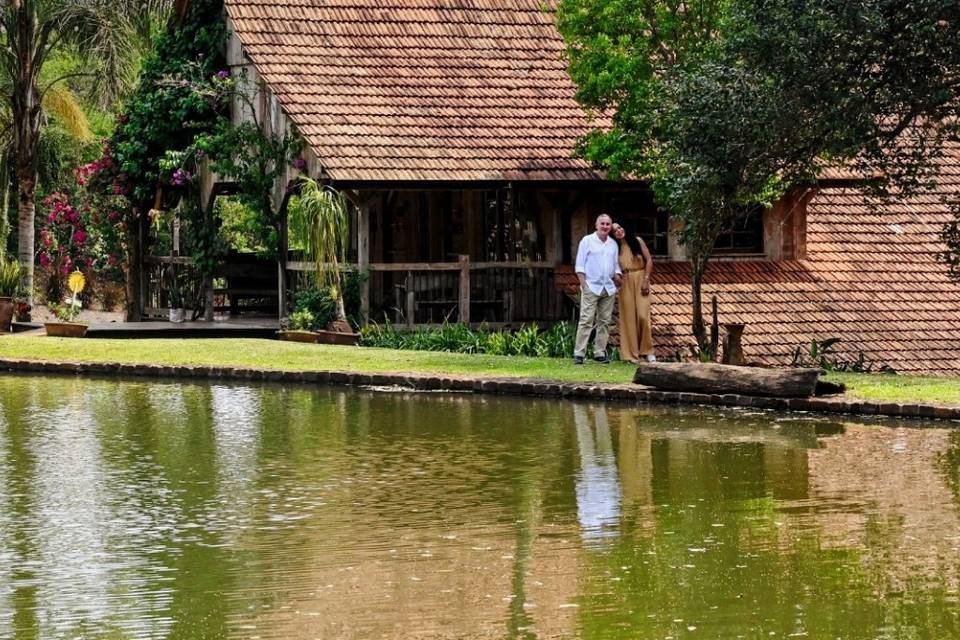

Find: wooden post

[137,213,147,319]
[458,254,470,325]
[357,199,370,324]
[551,206,563,264]
[405,271,415,329]
[722,323,747,366]
[202,210,213,321]
[277,211,288,320]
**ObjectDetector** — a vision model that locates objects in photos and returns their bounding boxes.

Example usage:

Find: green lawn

[1,336,958,406]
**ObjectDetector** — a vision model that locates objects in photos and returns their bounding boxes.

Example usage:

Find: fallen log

[632,362,820,397]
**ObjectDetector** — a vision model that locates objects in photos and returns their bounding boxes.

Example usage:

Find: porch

[138,183,668,327]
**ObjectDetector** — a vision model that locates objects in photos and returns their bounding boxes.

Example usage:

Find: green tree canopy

[557,0,960,351]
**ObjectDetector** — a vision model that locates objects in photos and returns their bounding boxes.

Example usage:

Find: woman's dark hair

[618,223,644,259]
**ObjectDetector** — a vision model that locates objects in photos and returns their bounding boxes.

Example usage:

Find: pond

[0,374,958,639]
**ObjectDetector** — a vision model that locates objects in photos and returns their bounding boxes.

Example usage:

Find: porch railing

[286,256,567,327]
[142,256,202,319]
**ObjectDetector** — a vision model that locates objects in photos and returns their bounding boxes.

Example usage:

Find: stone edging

[1,358,958,422]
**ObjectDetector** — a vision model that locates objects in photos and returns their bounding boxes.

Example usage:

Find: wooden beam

[285,260,556,272]
[458,254,470,325]
[277,208,289,319]
[357,199,371,324]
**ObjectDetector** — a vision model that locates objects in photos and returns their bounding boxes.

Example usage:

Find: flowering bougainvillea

[37,142,130,303]
[37,192,94,302]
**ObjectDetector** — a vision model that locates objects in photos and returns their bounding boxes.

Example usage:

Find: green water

[0,374,958,639]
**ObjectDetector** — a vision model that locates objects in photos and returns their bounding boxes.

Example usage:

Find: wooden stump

[722,323,746,366]
[633,362,820,397]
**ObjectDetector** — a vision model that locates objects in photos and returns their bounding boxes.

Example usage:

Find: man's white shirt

[575,232,621,296]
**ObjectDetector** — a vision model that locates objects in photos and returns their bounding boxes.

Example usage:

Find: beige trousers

[574,288,616,357]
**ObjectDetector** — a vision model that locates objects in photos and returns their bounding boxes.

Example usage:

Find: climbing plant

[82,0,226,318]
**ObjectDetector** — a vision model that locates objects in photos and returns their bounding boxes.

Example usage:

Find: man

[573,214,621,364]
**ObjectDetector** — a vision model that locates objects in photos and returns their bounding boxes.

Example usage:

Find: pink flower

[72,229,87,245]
[39,252,51,267]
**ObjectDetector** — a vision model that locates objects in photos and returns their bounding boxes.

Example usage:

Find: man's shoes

[645,354,657,362]
[573,355,584,365]
[594,354,610,364]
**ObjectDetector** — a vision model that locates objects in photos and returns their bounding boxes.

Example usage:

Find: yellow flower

[68,270,86,295]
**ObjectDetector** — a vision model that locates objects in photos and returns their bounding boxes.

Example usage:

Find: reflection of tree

[575,411,960,639]
[92,379,237,638]
[938,430,960,509]
[0,377,40,639]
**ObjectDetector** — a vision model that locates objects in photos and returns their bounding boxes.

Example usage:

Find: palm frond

[42,83,93,141]
[291,178,352,320]
[53,0,175,104]
[291,178,351,290]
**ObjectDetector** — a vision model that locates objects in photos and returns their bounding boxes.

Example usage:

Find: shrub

[293,287,336,330]
[359,321,579,359]
[287,309,317,331]
[0,258,20,298]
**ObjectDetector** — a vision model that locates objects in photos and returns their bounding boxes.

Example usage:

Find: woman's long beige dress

[618,242,654,362]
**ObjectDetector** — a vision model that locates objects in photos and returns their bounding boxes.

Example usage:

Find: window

[604,189,670,256]
[713,207,764,254]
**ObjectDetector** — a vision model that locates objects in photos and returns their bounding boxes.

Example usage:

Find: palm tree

[0,0,172,304]
[290,178,352,330]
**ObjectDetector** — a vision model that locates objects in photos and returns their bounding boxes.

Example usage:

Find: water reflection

[0,374,958,639]
[574,405,621,545]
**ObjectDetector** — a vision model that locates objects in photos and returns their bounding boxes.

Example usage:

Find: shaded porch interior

[331,183,671,327]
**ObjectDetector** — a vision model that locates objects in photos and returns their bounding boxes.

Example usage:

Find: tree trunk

[690,256,708,353]
[16,173,36,304]
[0,159,10,261]
[124,218,142,321]
[633,362,820,397]
[11,4,43,308]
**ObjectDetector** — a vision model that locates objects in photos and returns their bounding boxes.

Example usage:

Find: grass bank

[2,337,958,407]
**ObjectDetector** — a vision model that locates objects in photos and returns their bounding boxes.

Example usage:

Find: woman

[612,223,655,363]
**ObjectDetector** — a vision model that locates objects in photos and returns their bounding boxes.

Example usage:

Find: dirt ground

[29,304,126,324]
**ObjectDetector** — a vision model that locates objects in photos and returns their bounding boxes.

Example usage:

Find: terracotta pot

[0,297,13,332]
[314,329,360,346]
[278,329,319,343]
[44,322,89,338]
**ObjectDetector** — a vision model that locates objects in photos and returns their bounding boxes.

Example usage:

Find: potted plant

[289,178,359,345]
[278,308,320,343]
[0,257,20,332]
[45,270,89,337]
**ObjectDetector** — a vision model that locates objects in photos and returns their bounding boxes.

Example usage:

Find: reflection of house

[208,1,960,373]
[803,424,960,593]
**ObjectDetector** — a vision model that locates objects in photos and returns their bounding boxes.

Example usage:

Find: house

[200,0,960,374]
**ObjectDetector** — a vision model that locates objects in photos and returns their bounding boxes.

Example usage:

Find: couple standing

[573,214,655,365]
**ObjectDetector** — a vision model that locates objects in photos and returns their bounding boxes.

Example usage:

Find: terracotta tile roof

[558,141,960,375]
[225,0,604,182]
